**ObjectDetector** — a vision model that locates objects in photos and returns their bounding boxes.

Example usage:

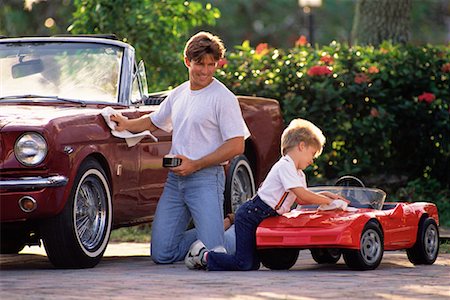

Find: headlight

[14,132,48,166]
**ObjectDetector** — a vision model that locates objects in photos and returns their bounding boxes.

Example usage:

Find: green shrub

[217,40,450,189]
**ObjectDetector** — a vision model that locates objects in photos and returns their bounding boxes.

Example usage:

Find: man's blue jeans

[207,195,277,271]
[151,166,225,263]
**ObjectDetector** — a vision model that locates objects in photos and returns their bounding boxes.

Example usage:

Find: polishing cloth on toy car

[318,199,349,211]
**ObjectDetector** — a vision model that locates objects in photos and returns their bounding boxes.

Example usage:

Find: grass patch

[110,224,151,243]
[440,241,450,254]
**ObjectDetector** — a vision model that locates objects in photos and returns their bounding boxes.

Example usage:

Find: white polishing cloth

[100,107,157,147]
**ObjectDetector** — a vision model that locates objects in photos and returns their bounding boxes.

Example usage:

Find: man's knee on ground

[151,251,178,264]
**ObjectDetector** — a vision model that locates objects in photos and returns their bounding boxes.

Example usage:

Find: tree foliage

[0,0,74,36]
[196,0,449,48]
[68,0,220,90]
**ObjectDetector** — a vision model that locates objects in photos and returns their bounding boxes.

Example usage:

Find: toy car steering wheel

[335,175,365,187]
[335,176,367,208]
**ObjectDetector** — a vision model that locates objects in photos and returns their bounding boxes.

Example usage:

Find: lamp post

[298,0,322,45]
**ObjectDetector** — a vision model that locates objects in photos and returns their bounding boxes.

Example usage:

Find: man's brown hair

[184,31,225,63]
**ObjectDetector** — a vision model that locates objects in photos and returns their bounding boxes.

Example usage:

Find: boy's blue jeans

[151,166,225,263]
[207,195,277,271]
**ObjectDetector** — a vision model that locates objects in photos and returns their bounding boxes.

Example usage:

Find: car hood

[259,208,374,228]
[0,104,105,130]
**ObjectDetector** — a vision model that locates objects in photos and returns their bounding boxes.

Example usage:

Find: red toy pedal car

[256,176,440,270]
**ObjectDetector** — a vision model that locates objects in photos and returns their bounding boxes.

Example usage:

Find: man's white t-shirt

[257,155,307,215]
[150,78,249,161]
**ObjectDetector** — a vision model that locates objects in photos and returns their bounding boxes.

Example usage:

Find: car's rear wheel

[258,248,299,270]
[224,155,255,214]
[406,217,439,265]
[40,159,112,268]
[343,221,384,270]
[310,248,342,264]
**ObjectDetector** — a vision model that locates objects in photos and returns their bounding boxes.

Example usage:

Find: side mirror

[12,58,44,78]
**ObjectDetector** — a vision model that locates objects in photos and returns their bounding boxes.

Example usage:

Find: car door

[137,128,172,218]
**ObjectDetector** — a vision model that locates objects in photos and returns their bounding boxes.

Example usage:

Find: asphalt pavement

[1,241,449,300]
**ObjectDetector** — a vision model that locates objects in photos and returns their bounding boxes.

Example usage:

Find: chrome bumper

[0,175,68,190]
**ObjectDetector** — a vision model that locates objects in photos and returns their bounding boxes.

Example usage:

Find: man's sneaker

[185,240,208,270]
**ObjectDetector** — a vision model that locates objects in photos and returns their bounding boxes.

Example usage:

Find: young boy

[185,118,348,271]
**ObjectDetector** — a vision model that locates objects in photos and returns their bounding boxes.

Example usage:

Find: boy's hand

[320,191,350,203]
[331,199,348,210]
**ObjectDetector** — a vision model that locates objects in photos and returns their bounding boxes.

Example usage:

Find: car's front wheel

[406,217,439,265]
[343,221,384,270]
[40,159,112,268]
[224,155,255,214]
[258,248,299,270]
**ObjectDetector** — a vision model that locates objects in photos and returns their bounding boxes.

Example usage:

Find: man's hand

[170,155,201,176]
[110,114,128,132]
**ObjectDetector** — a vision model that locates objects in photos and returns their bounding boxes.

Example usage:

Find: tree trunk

[351,0,412,46]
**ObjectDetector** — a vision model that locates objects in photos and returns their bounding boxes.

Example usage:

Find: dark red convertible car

[0,36,284,268]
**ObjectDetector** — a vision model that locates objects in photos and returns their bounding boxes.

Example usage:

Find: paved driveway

[1,243,449,299]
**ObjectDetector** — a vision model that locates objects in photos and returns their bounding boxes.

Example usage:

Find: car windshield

[308,186,387,210]
[0,42,123,102]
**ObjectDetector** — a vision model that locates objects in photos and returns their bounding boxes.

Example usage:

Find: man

[111,32,247,263]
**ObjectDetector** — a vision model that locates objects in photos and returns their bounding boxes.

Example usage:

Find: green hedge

[217,40,450,190]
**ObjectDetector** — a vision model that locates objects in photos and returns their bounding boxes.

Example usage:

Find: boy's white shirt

[150,78,250,161]
[257,154,306,215]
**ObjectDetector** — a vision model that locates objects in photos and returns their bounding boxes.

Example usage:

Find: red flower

[295,35,308,47]
[320,55,334,65]
[370,107,379,117]
[218,58,228,68]
[441,63,450,73]
[368,66,379,74]
[255,43,269,55]
[354,73,369,84]
[418,92,436,104]
[307,65,332,77]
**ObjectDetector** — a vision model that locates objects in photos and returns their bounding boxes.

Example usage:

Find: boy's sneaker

[185,240,208,270]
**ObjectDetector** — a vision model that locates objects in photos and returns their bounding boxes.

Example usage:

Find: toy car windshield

[307,186,387,210]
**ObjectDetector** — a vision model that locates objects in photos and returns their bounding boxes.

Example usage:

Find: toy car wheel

[258,248,299,270]
[406,217,439,265]
[40,159,112,268]
[343,221,384,270]
[310,248,342,264]
[224,155,255,214]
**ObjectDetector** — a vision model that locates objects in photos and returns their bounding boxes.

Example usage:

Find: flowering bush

[307,65,333,76]
[418,92,436,104]
[217,40,450,189]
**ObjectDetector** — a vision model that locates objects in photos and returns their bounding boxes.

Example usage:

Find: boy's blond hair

[281,118,326,157]
[184,31,226,63]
